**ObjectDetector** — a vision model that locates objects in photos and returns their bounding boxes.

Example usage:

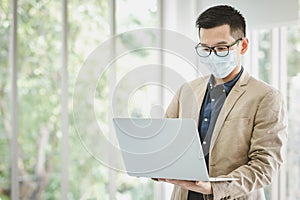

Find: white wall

[197,0,299,29]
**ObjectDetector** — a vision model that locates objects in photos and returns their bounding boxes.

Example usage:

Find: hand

[158,178,212,195]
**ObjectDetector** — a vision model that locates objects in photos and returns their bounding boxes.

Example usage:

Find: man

[158,5,287,200]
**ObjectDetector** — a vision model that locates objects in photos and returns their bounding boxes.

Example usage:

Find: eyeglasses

[195,38,242,57]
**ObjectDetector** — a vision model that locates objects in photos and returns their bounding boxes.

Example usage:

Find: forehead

[199,24,235,45]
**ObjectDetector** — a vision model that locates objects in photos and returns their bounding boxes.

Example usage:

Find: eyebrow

[200,41,229,46]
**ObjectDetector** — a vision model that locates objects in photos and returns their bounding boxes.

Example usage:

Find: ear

[240,38,249,55]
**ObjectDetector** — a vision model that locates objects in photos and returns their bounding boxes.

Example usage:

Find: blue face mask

[200,49,238,78]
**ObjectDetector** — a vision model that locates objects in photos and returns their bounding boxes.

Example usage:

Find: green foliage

[0,0,155,199]
[0,0,11,197]
[116,177,154,200]
[287,26,300,77]
[258,30,271,83]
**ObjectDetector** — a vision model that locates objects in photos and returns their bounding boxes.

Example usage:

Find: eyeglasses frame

[195,38,243,57]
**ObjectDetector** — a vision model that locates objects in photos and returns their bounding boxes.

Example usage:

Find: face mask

[200,49,238,79]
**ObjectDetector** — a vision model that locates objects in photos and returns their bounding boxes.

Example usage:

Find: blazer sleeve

[210,89,288,199]
[164,84,184,118]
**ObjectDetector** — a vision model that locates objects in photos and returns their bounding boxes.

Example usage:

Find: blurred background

[1,0,300,199]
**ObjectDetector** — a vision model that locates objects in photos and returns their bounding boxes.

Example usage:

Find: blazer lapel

[209,71,250,152]
[191,76,210,125]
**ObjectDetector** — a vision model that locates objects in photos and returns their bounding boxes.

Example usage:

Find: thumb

[195,181,202,186]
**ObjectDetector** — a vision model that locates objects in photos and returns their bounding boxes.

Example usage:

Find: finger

[195,181,202,186]
[166,179,185,184]
[158,178,167,182]
[167,179,195,187]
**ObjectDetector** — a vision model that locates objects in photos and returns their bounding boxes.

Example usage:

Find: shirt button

[204,118,208,122]
[203,141,206,144]
[223,89,226,93]
[211,98,215,102]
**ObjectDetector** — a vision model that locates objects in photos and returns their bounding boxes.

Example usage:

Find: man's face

[198,24,243,67]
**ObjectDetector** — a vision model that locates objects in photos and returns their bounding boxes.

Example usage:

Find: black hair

[196,5,246,39]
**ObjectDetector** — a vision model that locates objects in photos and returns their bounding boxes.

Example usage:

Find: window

[257,30,272,84]
[286,25,300,199]
[0,0,10,197]
[2,0,162,199]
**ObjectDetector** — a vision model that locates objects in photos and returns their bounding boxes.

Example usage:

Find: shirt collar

[207,67,244,94]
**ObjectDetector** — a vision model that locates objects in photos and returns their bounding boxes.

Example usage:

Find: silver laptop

[112,118,238,182]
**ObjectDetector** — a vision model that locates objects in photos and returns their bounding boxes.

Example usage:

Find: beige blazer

[166,70,287,200]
